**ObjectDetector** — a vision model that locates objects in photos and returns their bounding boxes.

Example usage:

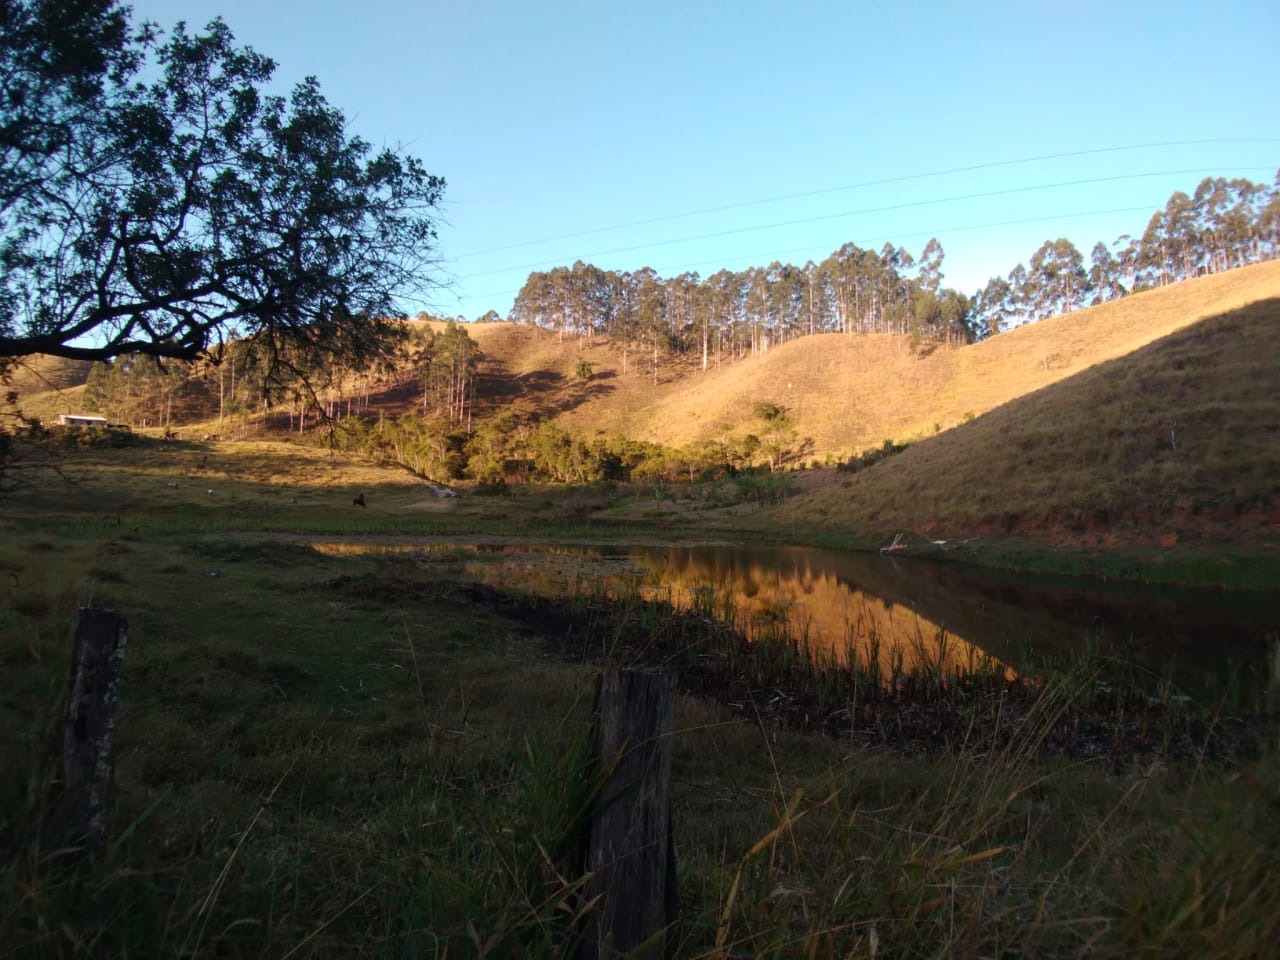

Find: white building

[56,414,109,427]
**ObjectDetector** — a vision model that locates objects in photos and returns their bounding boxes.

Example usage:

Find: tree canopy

[0,0,444,374]
[503,170,1279,359]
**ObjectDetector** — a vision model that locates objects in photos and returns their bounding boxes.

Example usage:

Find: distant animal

[353,493,366,507]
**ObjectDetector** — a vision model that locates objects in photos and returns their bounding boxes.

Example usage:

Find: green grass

[2,445,1279,958]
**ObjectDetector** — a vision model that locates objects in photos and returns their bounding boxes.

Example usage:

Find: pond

[436,542,1280,700]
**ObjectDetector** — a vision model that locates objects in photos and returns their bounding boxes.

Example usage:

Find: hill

[462,261,1280,464]
[2,354,93,423]
[761,290,1280,549]
[7,261,1280,497]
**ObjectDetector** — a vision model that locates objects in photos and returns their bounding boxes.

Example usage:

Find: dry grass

[10,262,1280,470]
[522,260,1280,458]
[767,292,1280,546]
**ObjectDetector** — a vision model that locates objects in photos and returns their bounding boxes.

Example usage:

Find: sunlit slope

[2,355,95,422]
[766,293,1280,544]
[7,260,1280,464]
[540,260,1280,457]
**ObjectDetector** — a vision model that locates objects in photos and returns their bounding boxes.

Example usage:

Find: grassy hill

[762,290,1280,552]
[461,261,1280,465]
[2,354,93,423]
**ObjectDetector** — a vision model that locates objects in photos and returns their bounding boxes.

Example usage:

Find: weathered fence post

[50,607,129,854]
[583,668,678,960]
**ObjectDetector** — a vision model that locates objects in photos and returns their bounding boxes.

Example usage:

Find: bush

[836,439,908,474]
[735,471,798,504]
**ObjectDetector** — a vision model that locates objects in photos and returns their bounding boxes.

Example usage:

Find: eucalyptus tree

[917,237,945,295]
[1136,209,1175,288]
[702,269,742,366]
[1006,264,1031,326]
[1028,239,1086,317]
[1261,173,1280,257]
[1088,242,1124,305]
[633,268,666,382]
[1111,235,1141,293]
[971,277,1013,338]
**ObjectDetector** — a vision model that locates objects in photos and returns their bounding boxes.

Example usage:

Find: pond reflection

[311,538,1278,697]
[450,543,1277,696]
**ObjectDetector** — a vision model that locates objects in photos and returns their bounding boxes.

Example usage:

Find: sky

[131,0,1280,320]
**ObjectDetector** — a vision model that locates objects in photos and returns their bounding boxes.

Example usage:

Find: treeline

[974,174,1280,333]
[81,319,483,432]
[510,238,966,378]
[507,173,1280,357]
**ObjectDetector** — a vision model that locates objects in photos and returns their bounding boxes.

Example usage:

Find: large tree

[0,2,443,379]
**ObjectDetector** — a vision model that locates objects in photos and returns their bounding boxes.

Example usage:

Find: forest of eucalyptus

[508,173,1280,373]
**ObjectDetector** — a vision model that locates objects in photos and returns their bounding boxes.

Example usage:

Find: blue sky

[132,0,1279,319]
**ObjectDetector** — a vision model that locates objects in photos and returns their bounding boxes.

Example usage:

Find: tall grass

[516,579,1272,767]
[2,509,1276,957]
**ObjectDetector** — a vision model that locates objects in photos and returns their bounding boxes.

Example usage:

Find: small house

[57,414,109,428]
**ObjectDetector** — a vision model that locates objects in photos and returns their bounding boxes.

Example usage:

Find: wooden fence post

[50,607,129,854]
[583,668,678,960]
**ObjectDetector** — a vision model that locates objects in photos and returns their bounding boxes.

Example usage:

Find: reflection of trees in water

[323,541,1273,695]
[641,552,1006,677]
[445,543,1271,694]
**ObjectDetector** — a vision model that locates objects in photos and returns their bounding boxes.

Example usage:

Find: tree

[421,320,480,427]
[752,401,797,471]
[917,237,945,295]
[1027,239,1086,317]
[1088,242,1125,304]
[0,5,444,385]
[972,277,1012,338]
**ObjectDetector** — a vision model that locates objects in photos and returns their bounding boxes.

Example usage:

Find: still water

[447,542,1279,695]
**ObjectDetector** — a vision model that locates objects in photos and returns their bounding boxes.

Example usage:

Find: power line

[451,139,1280,260]
[458,203,1161,306]
[457,167,1271,282]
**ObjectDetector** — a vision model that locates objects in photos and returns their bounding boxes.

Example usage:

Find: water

[449,542,1279,698]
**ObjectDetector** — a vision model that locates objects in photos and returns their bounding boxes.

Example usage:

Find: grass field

[2,439,1278,958]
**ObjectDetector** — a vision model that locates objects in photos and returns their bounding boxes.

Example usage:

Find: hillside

[2,355,93,423]
[8,261,1280,484]
[465,261,1280,461]
[762,292,1280,548]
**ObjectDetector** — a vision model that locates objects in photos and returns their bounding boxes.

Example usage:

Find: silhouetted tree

[0,4,444,379]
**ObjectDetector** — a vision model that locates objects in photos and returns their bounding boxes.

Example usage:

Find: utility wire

[452,139,1280,260]
[459,203,1160,306]
[457,167,1271,282]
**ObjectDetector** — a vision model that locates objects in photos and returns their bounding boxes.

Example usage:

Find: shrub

[836,439,908,474]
